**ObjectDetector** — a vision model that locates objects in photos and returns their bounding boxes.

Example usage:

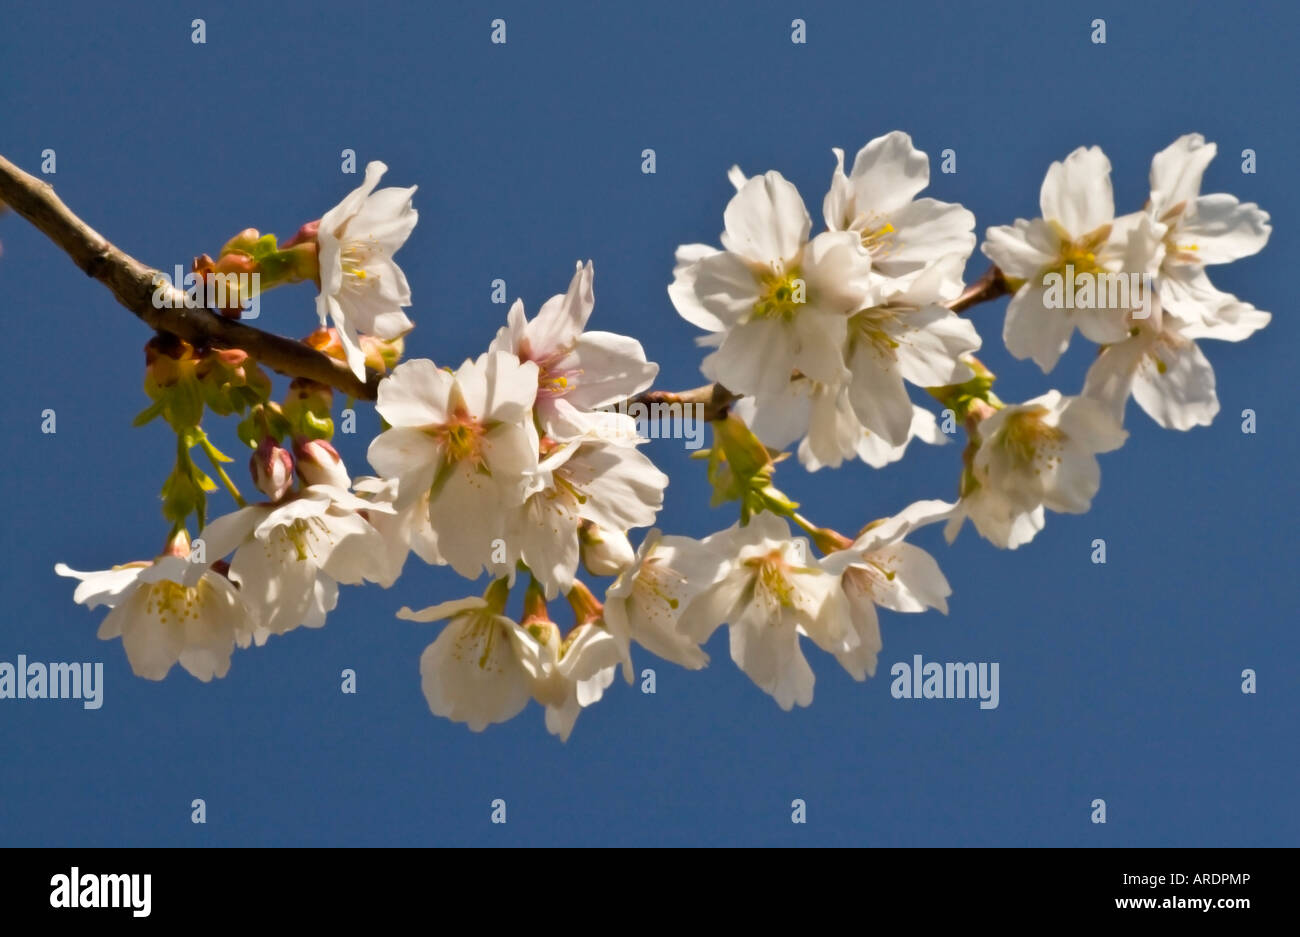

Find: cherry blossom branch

[947,264,1011,313]
[0,155,380,399]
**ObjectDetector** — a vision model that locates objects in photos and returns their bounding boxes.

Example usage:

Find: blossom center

[144,580,207,625]
[745,550,795,609]
[339,242,379,285]
[280,517,331,563]
[850,310,901,354]
[996,408,1065,470]
[434,418,487,466]
[856,213,897,257]
[1044,222,1110,282]
[753,266,806,321]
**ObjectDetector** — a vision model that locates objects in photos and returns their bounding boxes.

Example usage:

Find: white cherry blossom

[677,513,855,710]
[822,499,953,681]
[822,131,976,295]
[523,621,622,742]
[1083,210,1271,430]
[56,546,251,682]
[398,595,541,733]
[944,391,1127,549]
[316,161,418,380]
[603,529,727,681]
[668,170,875,396]
[489,260,658,441]
[734,382,949,472]
[367,352,541,579]
[981,147,1134,372]
[503,434,668,597]
[199,455,395,643]
[1145,134,1271,327]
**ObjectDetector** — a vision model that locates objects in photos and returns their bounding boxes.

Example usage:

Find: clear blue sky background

[1,0,1295,846]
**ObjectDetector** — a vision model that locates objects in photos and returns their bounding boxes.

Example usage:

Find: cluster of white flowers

[55,137,1271,737]
[670,132,981,470]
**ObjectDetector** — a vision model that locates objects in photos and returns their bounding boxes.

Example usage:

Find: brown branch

[0,154,380,399]
[947,264,1010,313]
[633,382,739,421]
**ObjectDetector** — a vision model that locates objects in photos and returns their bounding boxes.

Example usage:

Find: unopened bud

[305,327,346,361]
[360,334,404,374]
[281,220,319,249]
[250,437,294,501]
[293,437,350,489]
[144,334,196,393]
[579,522,634,576]
[283,378,334,440]
[163,528,192,559]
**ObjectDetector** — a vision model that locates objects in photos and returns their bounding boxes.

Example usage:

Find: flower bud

[163,528,192,559]
[305,327,346,362]
[283,378,334,440]
[579,522,634,576]
[360,334,404,374]
[144,334,197,394]
[293,437,350,489]
[250,436,294,501]
[281,220,319,249]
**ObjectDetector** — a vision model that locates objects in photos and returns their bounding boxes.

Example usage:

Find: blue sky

[0,0,1295,846]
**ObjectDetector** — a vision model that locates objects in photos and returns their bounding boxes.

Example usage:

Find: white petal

[1149,134,1215,217]
[1039,146,1114,235]
[1178,195,1271,264]
[720,170,811,264]
[375,359,454,428]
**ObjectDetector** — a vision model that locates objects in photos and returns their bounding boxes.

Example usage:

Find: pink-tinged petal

[470,351,539,424]
[488,298,529,356]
